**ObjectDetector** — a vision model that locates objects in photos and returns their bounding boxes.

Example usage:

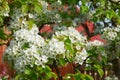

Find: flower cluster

[4,25,47,73]
[8,9,29,30]
[4,26,89,72]
[101,26,120,41]
[86,40,106,58]
[105,75,119,80]
[74,48,88,65]
[101,26,120,60]
[41,38,65,59]
[55,27,87,45]
[8,0,62,31]
[53,27,88,65]
[0,0,9,17]
[86,40,104,50]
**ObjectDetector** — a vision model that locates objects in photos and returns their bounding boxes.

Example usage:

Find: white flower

[105,75,119,80]
[3,26,46,73]
[102,27,119,41]
[57,0,62,5]
[40,1,48,8]
[41,38,65,59]
[35,55,48,66]
[107,31,117,40]
[55,27,87,45]
[76,45,82,50]
[29,25,39,35]
[74,48,88,65]
[4,11,9,16]
[28,13,34,18]
[86,40,104,50]
[114,27,120,32]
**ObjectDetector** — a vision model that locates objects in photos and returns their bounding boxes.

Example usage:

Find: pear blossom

[101,26,120,41]
[55,27,87,45]
[74,48,88,65]
[41,38,65,59]
[3,26,47,73]
[86,40,104,50]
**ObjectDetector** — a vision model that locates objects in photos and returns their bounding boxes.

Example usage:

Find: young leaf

[64,37,74,54]
[85,75,94,80]
[34,3,42,13]
[15,74,22,80]
[22,4,28,13]
[27,20,34,30]
[44,66,52,72]
[98,68,104,78]
[25,69,32,75]
[58,58,66,66]
[22,42,29,49]
[74,72,81,80]
[94,64,104,78]
[46,72,53,79]
[0,29,7,40]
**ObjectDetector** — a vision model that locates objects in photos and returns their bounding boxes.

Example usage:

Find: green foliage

[22,42,30,49]
[0,29,7,40]
[15,65,57,80]
[64,37,75,62]
[63,71,94,80]
[74,72,81,80]
[27,20,34,30]
[74,71,94,80]
[58,58,67,66]
[94,64,104,78]
[0,0,9,26]
[34,2,42,13]
[64,37,74,54]
[22,4,29,13]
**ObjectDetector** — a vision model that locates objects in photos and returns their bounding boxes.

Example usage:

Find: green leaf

[101,0,105,6]
[27,20,34,30]
[37,66,42,71]
[98,68,104,78]
[80,5,89,14]
[94,64,104,78]
[31,73,38,80]
[22,42,29,49]
[106,9,116,19]
[25,69,32,75]
[85,75,94,80]
[43,66,56,79]
[46,72,53,79]
[117,19,120,25]
[0,29,7,40]
[34,3,42,13]
[58,58,66,66]
[19,0,27,3]
[52,72,57,79]
[106,12,113,19]
[67,0,77,5]
[15,74,22,80]
[0,17,3,23]
[22,4,29,13]
[74,72,81,80]
[44,66,52,72]
[64,37,74,54]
